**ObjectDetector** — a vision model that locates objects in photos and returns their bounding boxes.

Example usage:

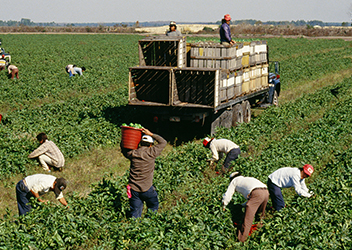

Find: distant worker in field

[65,64,86,77]
[16,174,68,216]
[267,164,314,211]
[222,172,269,242]
[0,63,19,79]
[166,21,182,36]
[220,14,235,46]
[28,133,65,172]
[203,137,240,174]
[121,128,167,218]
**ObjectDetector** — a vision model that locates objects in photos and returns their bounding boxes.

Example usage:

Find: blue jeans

[223,148,241,169]
[267,178,285,211]
[129,185,159,218]
[16,180,33,216]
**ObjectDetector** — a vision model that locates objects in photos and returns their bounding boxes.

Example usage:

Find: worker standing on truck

[222,172,269,242]
[166,21,182,36]
[16,174,68,216]
[267,164,314,211]
[203,137,240,174]
[220,14,235,46]
[28,133,65,172]
[121,128,167,218]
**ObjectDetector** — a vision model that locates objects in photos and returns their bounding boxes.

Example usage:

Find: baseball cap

[303,164,314,176]
[202,137,213,147]
[170,21,177,26]
[142,135,154,144]
[224,14,231,21]
[54,178,67,196]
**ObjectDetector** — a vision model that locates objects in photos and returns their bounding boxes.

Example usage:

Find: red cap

[224,14,231,21]
[202,137,212,147]
[303,164,314,176]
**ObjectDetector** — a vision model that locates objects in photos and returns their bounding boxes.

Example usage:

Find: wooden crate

[234,71,243,97]
[129,66,172,105]
[138,36,187,68]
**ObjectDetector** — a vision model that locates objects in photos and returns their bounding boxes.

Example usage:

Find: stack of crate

[189,42,242,71]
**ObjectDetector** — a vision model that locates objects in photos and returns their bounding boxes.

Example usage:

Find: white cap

[142,135,154,143]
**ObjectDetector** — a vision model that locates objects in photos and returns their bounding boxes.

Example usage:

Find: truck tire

[272,90,279,106]
[241,100,251,123]
[209,109,233,135]
[232,104,243,126]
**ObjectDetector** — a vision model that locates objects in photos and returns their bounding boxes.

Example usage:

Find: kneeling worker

[28,133,65,172]
[222,172,269,242]
[16,174,68,216]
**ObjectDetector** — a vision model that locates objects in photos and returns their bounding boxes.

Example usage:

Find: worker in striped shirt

[28,133,65,172]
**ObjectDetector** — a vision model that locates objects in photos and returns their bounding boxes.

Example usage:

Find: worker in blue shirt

[220,14,235,46]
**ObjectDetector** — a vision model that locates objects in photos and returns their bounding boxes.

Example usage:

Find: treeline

[0,18,349,27]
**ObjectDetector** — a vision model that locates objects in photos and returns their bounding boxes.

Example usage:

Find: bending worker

[222,172,269,242]
[203,137,240,174]
[267,164,314,211]
[28,133,65,172]
[65,64,85,77]
[220,14,235,46]
[121,128,167,218]
[16,174,68,216]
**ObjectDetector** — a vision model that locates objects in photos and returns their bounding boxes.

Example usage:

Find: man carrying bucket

[121,128,167,218]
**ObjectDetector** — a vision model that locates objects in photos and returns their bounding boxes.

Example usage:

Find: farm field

[0,34,351,249]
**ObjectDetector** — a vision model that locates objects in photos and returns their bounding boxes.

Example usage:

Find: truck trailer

[128,36,280,135]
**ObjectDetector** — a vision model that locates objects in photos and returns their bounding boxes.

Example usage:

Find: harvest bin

[120,126,142,150]
[138,36,186,68]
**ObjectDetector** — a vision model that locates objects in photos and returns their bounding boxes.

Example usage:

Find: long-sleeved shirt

[220,22,232,43]
[209,138,239,161]
[222,176,267,207]
[166,30,182,36]
[122,134,167,192]
[28,140,65,168]
[24,174,63,199]
[268,167,311,197]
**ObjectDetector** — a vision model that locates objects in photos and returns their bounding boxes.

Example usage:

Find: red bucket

[121,126,142,150]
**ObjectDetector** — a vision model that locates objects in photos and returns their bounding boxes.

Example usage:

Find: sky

[3,0,352,24]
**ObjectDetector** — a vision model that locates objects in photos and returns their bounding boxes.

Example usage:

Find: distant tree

[20,18,33,26]
[342,22,348,27]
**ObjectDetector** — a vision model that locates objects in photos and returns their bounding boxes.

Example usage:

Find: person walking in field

[222,172,269,242]
[203,137,240,174]
[65,64,85,77]
[121,128,167,218]
[220,14,235,46]
[28,133,65,172]
[16,174,68,216]
[267,164,314,211]
[166,21,182,36]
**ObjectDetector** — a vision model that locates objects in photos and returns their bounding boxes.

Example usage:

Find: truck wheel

[232,104,243,126]
[272,90,279,106]
[241,101,251,123]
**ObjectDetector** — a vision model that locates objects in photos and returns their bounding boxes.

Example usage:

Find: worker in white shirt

[267,164,314,211]
[203,137,240,174]
[16,174,68,216]
[222,172,269,242]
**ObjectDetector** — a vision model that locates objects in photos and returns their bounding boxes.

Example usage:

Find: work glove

[206,158,215,167]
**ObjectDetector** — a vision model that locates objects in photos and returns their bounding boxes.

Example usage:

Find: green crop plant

[0,35,351,249]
